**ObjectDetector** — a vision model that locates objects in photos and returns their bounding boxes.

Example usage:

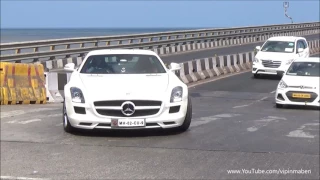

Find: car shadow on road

[69,127,189,138]
[252,74,282,81]
[276,104,320,111]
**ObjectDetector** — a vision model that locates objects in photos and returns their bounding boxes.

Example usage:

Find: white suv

[252,36,310,78]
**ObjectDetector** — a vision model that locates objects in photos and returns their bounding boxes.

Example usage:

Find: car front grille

[285,91,318,103]
[261,60,281,68]
[94,100,162,117]
[96,109,160,117]
[94,100,162,107]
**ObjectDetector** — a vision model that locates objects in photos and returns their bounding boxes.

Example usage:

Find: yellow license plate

[292,93,311,98]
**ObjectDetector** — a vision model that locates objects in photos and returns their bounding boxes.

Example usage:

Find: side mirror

[169,62,181,71]
[255,46,261,50]
[298,48,304,53]
[64,63,75,72]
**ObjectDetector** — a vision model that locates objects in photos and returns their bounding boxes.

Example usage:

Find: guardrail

[1,22,319,63]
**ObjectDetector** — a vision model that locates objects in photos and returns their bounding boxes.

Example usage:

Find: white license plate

[265,70,277,73]
[111,119,145,127]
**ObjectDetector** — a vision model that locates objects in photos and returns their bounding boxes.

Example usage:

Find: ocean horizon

[0,27,222,43]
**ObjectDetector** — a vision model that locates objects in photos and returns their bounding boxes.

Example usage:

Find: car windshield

[286,62,320,77]
[260,41,295,53]
[80,54,167,74]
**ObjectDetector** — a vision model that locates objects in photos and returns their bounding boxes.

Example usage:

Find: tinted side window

[302,40,308,48]
[296,41,305,52]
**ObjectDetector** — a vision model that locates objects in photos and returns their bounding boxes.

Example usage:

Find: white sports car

[62,49,192,133]
[275,57,320,108]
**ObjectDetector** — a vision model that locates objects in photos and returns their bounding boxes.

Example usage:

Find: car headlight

[285,59,294,65]
[170,86,183,102]
[70,87,85,103]
[278,80,288,89]
[253,58,259,63]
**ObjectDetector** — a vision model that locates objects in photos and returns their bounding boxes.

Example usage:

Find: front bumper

[252,61,290,76]
[64,99,188,130]
[275,88,320,107]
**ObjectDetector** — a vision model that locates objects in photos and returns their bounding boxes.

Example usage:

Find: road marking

[190,116,220,128]
[287,122,319,139]
[233,96,268,109]
[1,110,25,118]
[213,113,242,118]
[270,90,276,94]
[6,119,42,125]
[1,108,60,119]
[47,114,61,117]
[0,176,49,180]
[190,113,242,128]
[55,123,63,126]
[247,116,287,132]
[19,119,42,124]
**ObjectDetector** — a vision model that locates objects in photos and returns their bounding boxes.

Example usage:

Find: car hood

[282,75,320,89]
[78,73,169,100]
[256,51,295,60]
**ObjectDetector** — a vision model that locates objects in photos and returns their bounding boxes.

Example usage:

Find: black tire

[174,95,192,132]
[276,103,284,108]
[63,101,77,133]
[253,74,260,78]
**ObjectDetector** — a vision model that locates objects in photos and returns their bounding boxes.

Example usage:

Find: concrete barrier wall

[41,28,320,71]
[44,39,320,102]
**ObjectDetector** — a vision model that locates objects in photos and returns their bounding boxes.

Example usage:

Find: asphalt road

[1,55,319,179]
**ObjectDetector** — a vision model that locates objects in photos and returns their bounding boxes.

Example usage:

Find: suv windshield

[261,41,295,53]
[286,61,320,77]
[80,54,167,74]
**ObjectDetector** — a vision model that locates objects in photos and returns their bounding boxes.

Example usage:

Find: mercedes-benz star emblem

[121,101,135,116]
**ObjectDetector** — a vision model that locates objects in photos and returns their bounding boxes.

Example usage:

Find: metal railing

[1,21,319,63]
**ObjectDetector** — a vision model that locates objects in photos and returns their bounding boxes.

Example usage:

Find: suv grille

[261,60,281,68]
[94,100,162,117]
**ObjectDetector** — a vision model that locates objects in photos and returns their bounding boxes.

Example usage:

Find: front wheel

[63,101,77,133]
[174,96,192,132]
[253,74,260,78]
[276,103,284,108]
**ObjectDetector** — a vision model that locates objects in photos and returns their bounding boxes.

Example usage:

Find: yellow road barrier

[0,62,47,105]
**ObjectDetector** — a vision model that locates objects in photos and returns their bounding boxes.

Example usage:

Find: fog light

[277,94,285,101]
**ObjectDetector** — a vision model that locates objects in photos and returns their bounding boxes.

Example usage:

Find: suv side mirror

[255,46,261,50]
[64,63,75,72]
[298,48,304,53]
[169,62,181,71]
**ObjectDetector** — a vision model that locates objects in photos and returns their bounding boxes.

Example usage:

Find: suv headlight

[285,59,294,65]
[170,86,183,102]
[70,87,85,103]
[278,80,288,89]
[253,58,259,63]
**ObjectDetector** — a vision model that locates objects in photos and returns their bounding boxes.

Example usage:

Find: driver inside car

[86,57,113,73]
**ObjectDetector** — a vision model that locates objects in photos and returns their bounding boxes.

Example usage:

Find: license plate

[111,119,145,127]
[292,93,311,98]
[265,70,276,73]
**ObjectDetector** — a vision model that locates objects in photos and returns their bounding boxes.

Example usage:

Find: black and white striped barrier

[40,29,320,72]
[177,52,254,84]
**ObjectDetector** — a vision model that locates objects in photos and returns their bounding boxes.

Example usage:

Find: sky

[1,0,319,28]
